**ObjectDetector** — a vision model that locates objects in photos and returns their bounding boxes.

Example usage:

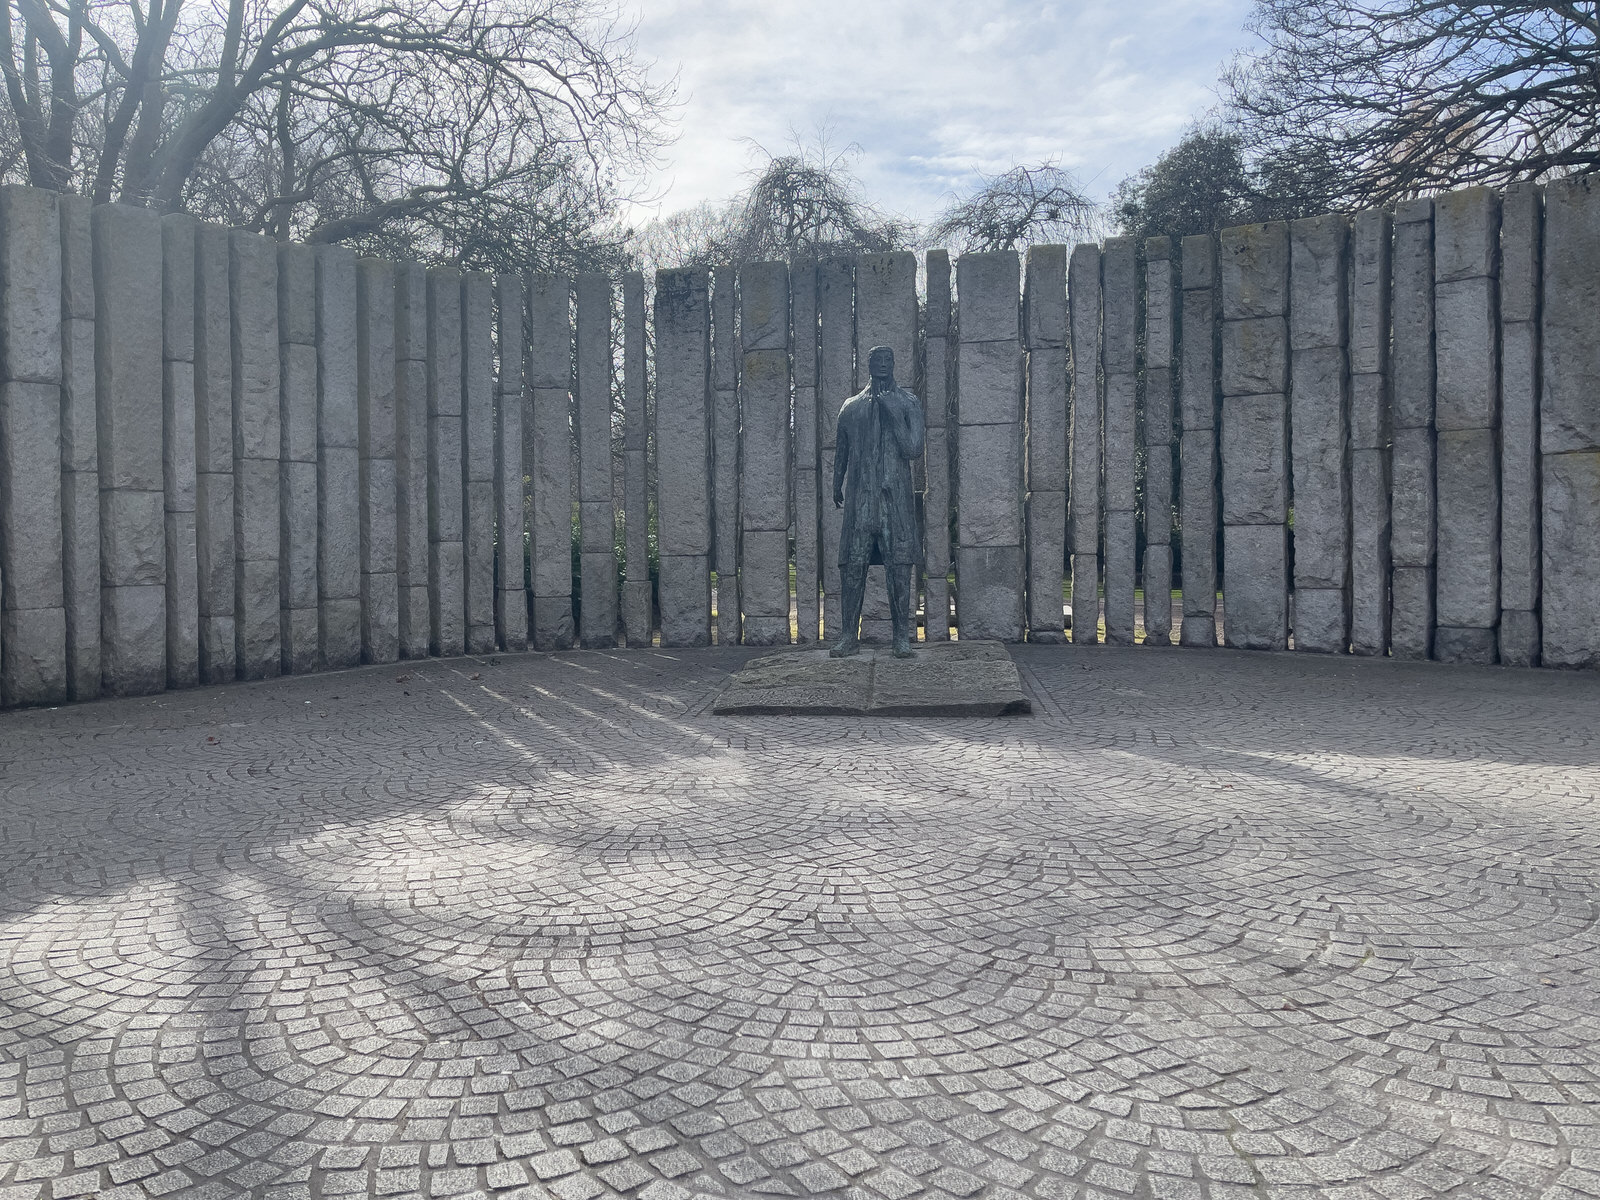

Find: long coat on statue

[834,384,926,566]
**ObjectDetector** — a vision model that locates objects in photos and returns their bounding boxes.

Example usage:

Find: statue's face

[868,347,894,381]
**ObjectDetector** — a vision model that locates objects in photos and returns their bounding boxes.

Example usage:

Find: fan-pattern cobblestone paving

[1,645,1598,1200]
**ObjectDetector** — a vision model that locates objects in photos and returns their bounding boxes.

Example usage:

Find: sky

[620,0,1261,229]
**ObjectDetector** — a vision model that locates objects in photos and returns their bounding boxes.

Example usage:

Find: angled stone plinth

[713,640,1031,717]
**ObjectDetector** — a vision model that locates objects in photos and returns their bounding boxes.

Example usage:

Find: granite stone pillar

[1539,174,1600,668]
[1102,237,1138,645]
[576,272,617,648]
[1068,244,1102,644]
[357,258,400,663]
[1432,187,1501,664]
[1390,198,1436,660]
[921,251,953,642]
[852,252,917,641]
[791,263,822,643]
[1220,221,1290,650]
[654,268,712,646]
[1288,214,1352,653]
[1023,245,1067,643]
[425,268,465,657]
[461,271,497,654]
[278,244,319,672]
[1348,210,1393,656]
[1143,237,1176,646]
[527,274,575,649]
[710,267,740,645]
[955,250,1024,641]
[59,195,101,699]
[1179,234,1220,647]
[1499,183,1542,667]
[230,232,280,678]
[817,258,853,639]
[1,186,66,705]
[316,245,362,669]
[739,260,793,646]
[160,214,199,689]
[98,204,167,694]
[393,263,431,659]
[194,223,234,683]
[620,272,651,647]
[495,273,529,652]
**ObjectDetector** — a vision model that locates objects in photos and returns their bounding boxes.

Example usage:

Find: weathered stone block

[1350,446,1391,656]
[1144,367,1174,447]
[281,604,319,674]
[1541,177,1600,453]
[163,360,196,512]
[957,420,1023,546]
[320,444,362,599]
[1500,183,1541,327]
[197,471,236,606]
[1220,222,1289,320]
[2,187,62,386]
[1144,243,1174,372]
[737,260,788,352]
[164,507,199,688]
[1221,393,1287,525]
[1500,319,1539,613]
[316,245,360,450]
[1390,425,1436,567]
[234,456,279,562]
[1144,441,1172,545]
[61,318,96,474]
[280,342,319,464]
[62,468,100,699]
[856,252,916,373]
[1433,624,1497,665]
[1540,449,1600,668]
[1220,317,1287,397]
[1103,509,1136,645]
[1389,565,1434,660]
[578,497,613,555]
[160,213,194,364]
[1349,372,1388,452]
[1026,490,1066,641]
[1391,205,1435,431]
[1180,427,1218,621]
[236,557,280,679]
[59,193,93,320]
[1024,244,1067,350]
[956,544,1023,642]
[461,273,495,487]
[1143,544,1173,643]
[1179,285,1217,433]
[320,597,362,669]
[958,339,1023,426]
[464,474,495,647]
[1290,347,1349,589]
[1180,614,1216,648]
[1293,587,1347,654]
[194,225,231,474]
[427,268,463,419]
[95,204,164,492]
[401,584,430,660]
[199,615,234,685]
[101,582,166,695]
[1,380,63,607]
[2,604,66,706]
[1104,371,1137,513]
[740,529,790,620]
[394,262,428,364]
[1348,209,1392,377]
[1023,342,1064,491]
[740,346,791,532]
[1435,426,1499,629]
[654,270,711,559]
[1433,186,1500,283]
[1101,238,1138,371]
[427,414,463,538]
[1498,609,1539,668]
[656,554,709,647]
[430,537,465,657]
[280,459,319,609]
[619,578,649,649]
[1182,233,1216,291]
[230,232,280,462]
[957,251,1019,344]
[277,243,316,345]
[1289,213,1348,351]
[1222,522,1288,650]
[1434,276,1498,432]
[1069,553,1098,644]
[100,488,165,587]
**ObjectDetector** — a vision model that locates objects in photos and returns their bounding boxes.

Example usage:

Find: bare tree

[0,0,671,270]
[1225,1,1600,212]
[927,162,1100,252]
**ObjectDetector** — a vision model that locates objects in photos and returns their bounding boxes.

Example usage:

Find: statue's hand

[833,489,844,509]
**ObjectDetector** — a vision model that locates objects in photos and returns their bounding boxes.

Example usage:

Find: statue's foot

[892,636,914,658]
[829,637,860,658]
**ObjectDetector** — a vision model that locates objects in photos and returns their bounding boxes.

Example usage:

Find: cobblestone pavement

[2,646,1599,1200]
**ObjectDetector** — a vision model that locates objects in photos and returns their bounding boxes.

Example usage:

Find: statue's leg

[830,564,867,657]
[889,565,914,657]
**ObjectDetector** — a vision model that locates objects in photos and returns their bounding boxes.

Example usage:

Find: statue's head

[867,345,895,384]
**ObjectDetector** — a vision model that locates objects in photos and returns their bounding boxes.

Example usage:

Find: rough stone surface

[1026,491,1066,642]
[1103,509,1136,645]
[954,544,1023,642]
[61,466,100,699]
[394,264,430,661]
[1179,244,1218,643]
[9,646,1593,1196]
[527,277,574,651]
[194,224,233,683]
[357,258,399,664]
[956,421,1024,546]
[460,272,496,656]
[576,273,616,649]
[710,266,740,647]
[654,270,711,646]
[1219,316,1288,397]
[1069,551,1098,644]
[1500,247,1541,621]
[497,272,530,653]
[1500,608,1540,667]
[1391,565,1435,660]
[1433,624,1499,666]
[1221,393,1288,526]
[1293,586,1347,654]
[1350,446,1392,655]
[1,186,63,384]
[716,640,1029,715]
[791,263,821,644]
[1068,244,1101,560]
[1219,222,1289,319]
[1390,425,1436,569]
[1290,346,1350,592]
[1223,522,1288,650]
[817,257,852,640]
[922,251,952,644]
[1435,427,1500,634]
[1349,209,1392,379]
[97,580,164,695]
[1180,428,1218,618]
[1143,542,1173,644]
[1541,449,1600,668]
[1391,201,1436,432]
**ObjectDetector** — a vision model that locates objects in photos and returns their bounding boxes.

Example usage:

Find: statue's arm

[833,417,849,507]
[886,391,926,460]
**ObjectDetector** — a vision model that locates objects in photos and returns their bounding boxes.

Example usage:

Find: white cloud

[619,0,1257,226]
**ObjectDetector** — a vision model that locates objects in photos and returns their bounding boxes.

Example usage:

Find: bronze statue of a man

[832,345,926,658]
